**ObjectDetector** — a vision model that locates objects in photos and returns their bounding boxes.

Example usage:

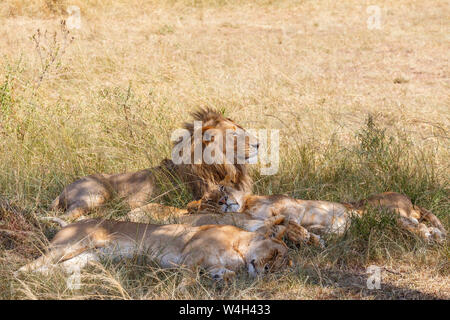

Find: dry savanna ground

[0,0,449,299]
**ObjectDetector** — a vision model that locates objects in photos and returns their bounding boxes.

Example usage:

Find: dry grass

[0,0,449,299]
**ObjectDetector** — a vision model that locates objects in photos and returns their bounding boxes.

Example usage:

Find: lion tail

[40,216,68,228]
[414,205,447,236]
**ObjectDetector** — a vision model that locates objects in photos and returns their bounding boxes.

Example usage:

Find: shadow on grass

[300,266,443,300]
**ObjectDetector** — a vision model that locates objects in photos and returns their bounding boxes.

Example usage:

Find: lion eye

[218,185,225,192]
[264,264,270,271]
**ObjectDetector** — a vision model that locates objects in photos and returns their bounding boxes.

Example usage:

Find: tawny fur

[17,219,288,280]
[124,203,287,240]
[211,186,447,244]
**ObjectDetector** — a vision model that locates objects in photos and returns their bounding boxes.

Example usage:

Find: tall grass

[0,0,448,299]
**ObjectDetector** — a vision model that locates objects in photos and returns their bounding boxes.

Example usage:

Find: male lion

[199,185,447,244]
[123,203,288,240]
[16,219,288,280]
[51,108,258,220]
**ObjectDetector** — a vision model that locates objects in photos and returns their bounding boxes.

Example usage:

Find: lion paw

[186,200,202,213]
[309,233,325,248]
[264,215,285,227]
[270,225,287,240]
[428,227,446,243]
[286,221,311,244]
[209,267,236,282]
[187,200,221,214]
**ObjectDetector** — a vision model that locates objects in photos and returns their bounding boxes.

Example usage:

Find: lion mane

[168,108,253,199]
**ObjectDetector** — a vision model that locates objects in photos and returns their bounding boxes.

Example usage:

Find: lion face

[185,109,259,165]
[185,184,245,214]
[216,184,245,213]
[246,237,288,277]
[177,109,259,166]
[173,108,256,199]
[195,114,259,165]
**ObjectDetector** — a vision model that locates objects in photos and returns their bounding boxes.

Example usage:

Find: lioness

[17,219,288,280]
[199,185,447,244]
[51,108,258,220]
[124,203,288,240]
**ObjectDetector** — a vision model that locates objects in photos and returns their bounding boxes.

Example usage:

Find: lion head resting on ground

[17,219,289,280]
[51,108,257,220]
[209,185,447,244]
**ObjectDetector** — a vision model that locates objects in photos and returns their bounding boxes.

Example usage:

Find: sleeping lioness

[194,185,447,244]
[16,219,289,280]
